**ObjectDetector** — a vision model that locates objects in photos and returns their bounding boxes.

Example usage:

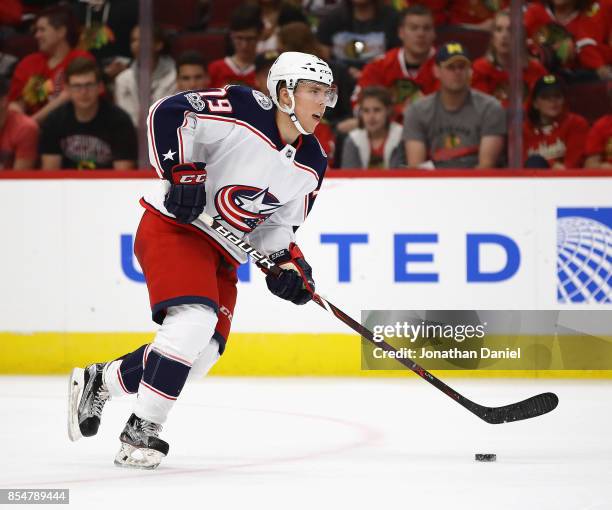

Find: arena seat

[170,31,228,63]
[154,0,201,31]
[207,0,244,28]
[435,27,491,60]
[566,80,612,124]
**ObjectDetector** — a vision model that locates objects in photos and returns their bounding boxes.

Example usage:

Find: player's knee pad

[188,339,221,381]
[152,303,218,365]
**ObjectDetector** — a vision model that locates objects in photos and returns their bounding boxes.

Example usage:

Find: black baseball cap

[435,42,471,66]
[532,74,565,98]
[255,50,280,73]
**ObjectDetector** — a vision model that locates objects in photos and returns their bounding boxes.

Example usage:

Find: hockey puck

[475,453,496,462]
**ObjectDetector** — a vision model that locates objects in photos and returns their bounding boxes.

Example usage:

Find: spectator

[254,50,279,93]
[585,84,612,168]
[403,42,506,168]
[0,76,39,170]
[316,0,401,78]
[73,0,138,81]
[114,25,176,127]
[39,57,136,170]
[351,4,438,124]
[585,114,612,168]
[277,21,355,130]
[524,0,611,80]
[208,5,261,89]
[472,10,548,107]
[175,51,210,92]
[389,0,448,26]
[594,0,612,64]
[523,74,589,169]
[8,6,95,123]
[342,86,404,168]
[254,0,309,53]
[448,0,509,31]
[254,50,280,94]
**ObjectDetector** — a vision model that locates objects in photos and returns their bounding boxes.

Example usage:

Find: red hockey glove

[266,243,315,305]
[164,162,207,224]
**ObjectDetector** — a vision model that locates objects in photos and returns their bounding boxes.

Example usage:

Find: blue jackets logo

[557,208,612,304]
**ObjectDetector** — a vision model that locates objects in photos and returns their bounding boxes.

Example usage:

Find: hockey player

[67,51,336,469]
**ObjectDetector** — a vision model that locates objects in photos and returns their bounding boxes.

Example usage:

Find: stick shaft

[200,213,558,424]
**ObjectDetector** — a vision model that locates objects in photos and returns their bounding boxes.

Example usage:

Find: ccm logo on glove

[178,173,207,184]
[164,162,207,224]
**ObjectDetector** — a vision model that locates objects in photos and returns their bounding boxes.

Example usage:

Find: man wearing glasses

[39,58,137,170]
[207,5,262,89]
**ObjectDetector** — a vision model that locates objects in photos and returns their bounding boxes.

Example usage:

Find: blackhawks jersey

[351,47,438,121]
[586,114,612,163]
[524,2,606,70]
[471,56,548,107]
[144,85,327,264]
[523,112,589,168]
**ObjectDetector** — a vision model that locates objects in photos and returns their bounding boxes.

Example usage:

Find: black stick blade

[470,392,559,424]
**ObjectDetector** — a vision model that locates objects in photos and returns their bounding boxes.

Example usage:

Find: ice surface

[0,376,610,510]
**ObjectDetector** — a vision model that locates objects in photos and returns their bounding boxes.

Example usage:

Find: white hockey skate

[67,363,110,441]
[114,414,169,470]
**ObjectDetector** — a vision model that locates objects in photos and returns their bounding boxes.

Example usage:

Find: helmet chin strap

[278,90,311,135]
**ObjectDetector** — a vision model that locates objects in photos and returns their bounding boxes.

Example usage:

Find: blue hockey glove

[266,243,315,305]
[164,162,207,224]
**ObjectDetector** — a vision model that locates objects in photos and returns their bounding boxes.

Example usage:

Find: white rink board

[0,177,611,333]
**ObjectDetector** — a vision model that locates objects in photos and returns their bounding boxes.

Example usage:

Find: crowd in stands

[0,0,611,170]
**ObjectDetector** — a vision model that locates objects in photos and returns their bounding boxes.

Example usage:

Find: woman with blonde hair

[472,9,547,107]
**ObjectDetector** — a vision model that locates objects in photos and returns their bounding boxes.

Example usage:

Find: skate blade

[67,368,85,442]
[114,443,165,470]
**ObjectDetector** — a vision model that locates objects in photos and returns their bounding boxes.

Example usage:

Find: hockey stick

[200,214,559,424]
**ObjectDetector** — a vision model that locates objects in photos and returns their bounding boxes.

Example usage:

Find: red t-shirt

[449,0,509,25]
[8,48,95,114]
[208,58,256,89]
[524,2,606,70]
[352,47,438,121]
[585,114,612,162]
[0,109,40,169]
[471,56,548,107]
[523,112,589,168]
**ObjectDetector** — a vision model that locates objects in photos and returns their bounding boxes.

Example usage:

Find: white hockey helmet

[266,51,337,135]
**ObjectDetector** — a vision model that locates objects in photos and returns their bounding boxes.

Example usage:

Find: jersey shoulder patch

[225,85,271,114]
[251,89,274,110]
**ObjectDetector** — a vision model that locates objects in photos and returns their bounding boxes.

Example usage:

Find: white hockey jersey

[143,85,328,264]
